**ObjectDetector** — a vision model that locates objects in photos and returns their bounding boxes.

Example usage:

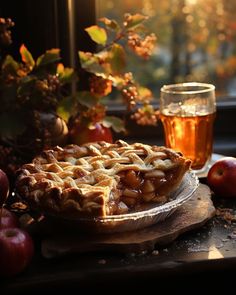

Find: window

[97,0,236,102]
[0,0,235,155]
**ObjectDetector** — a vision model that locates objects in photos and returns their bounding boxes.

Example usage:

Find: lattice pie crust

[16,140,191,218]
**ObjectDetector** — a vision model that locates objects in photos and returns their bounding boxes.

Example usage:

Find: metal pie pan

[46,171,199,233]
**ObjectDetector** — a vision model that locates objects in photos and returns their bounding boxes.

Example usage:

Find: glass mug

[160,82,216,174]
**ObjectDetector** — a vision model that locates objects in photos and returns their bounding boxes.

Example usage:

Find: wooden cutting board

[23,184,215,258]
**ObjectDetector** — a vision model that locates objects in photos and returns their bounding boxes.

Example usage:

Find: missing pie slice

[15,140,192,218]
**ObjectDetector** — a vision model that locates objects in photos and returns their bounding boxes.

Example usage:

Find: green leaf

[131,23,148,34]
[20,44,35,69]
[57,67,75,84]
[109,44,126,74]
[102,116,125,133]
[138,86,152,100]
[57,96,74,122]
[124,14,148,30]
[108,75,126,88]
[99,17,120,31]
[78,51,106,74]
[75,91,98,108]
[36,49,61,68]
[85,25,107,46]
[2,55,20,74]
[0,112,26,138]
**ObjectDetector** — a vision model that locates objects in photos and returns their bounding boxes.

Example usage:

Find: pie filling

[15,140,192,218]
[110,167,179,215]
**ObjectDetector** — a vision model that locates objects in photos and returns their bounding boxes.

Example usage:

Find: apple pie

[15,140,191,218]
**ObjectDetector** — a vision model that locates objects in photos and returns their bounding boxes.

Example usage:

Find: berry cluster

[122,85,139,110]
[89,75,112,97]
[14,75,62,112]
[131,105,160,126]
[82,104,107,125]
[78,13,159,130]
[128,33,157,59]
[0,17,73,172]
[0,18,14,47]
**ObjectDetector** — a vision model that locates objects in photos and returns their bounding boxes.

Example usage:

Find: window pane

[97,0,236,102]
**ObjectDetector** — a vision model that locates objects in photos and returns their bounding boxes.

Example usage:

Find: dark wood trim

[73,0,96,53]
[0,0,59,59]
[0,0,96,66]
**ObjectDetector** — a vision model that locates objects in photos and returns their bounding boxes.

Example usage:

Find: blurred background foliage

[97,0,236,101]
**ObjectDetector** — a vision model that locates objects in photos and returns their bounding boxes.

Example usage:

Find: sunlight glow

[186,0,198,5]
[208,245,224,259]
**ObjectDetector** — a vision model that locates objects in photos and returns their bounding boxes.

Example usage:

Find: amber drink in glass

[160,82,216,175]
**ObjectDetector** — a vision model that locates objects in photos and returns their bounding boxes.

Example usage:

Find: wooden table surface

[1,178,236,294]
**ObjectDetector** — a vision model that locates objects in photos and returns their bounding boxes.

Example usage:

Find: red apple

[70,122,113,145]
[0,169,9,207]
[0,208,19,229]
[0,227,34,276]
[207,157,236,197]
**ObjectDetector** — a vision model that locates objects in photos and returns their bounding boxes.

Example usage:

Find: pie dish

[15,140,192,221]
